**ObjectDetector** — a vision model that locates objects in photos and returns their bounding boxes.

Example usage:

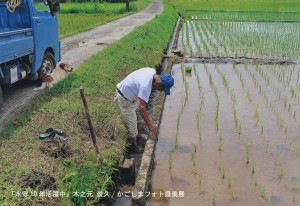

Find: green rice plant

[291,142,299,155]
[264,135,270,150]
[252,160,255,175]
[237,123,242,137]
[218,162,225,179]
[254,104,260,127]
[284,124,289,137]
[192,165,198,175]
[245,138,250,164]
[184,80,189,106]
[275,112,285,128]
[185,66,192,73]
[229,188,236,201]
[218,130,223,152]
[180,63,185,83]
[212,192,216,205]
[175,110,182,148]
[246,88,253,103]
[288,103,292,114]
[227,176,232,188]
[193,63,197,74]
[277,165,285,181]
[259,122,264,135]
[168,148,173,171]
[196,110,202,145]
[290,86,296,99]
[259,186,266,199]
[297,67,300,84]
[190,143,197,166]
[215,99,220,131]
[291,182,300,192]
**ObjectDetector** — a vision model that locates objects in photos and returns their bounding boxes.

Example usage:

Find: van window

[34,0,50,11]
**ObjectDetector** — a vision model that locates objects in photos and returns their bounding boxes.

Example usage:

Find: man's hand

[148,123,157,136]
[138,97,157,136]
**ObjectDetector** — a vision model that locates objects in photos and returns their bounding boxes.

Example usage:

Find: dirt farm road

[0,0,163,133]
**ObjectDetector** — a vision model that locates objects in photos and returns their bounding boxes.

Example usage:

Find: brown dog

[34,61,73,90]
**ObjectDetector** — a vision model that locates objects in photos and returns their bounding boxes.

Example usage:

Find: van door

[31,0,60,74]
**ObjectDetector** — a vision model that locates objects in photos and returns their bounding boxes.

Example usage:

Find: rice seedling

[168,148,173,171]
[212,192,216,205]
[297,67,300,84]
[259,186,266,199]
[218,162,226,179]
[259,122,264,135]
[245,138,250,164]
[175,110,182,149]
[252,160,255,175]
[253,104,261,127]
[246,88,253,104]
[284,124,289,137]
[291,183,300,192]
[290,142,299,155]
[227,176,232,188]
[185,66,192,73]
[190,143,197,166]
[277,165,285,181]
[215,100,220,132]
[184,80,189,106]
[217,130,223,152]
[196,110,202,145]
[264,135,270,150]
[229,188,236,201]
[237,123,242,137]
[290,86,296,99]
[192,165,198,175]
[180,63,185,83]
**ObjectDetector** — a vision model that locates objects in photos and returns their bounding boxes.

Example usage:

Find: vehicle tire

[38,52,56,80]
[0,86,3,106]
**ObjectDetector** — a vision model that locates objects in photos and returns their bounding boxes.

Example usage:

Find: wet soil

[19,170,57,190]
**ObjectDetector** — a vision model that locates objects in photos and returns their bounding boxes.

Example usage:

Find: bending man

[115,67,174,152]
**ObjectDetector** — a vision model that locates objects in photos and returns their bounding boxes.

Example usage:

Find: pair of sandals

[38,128,68,143]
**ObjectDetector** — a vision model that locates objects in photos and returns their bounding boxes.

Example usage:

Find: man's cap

[160,73,174,95]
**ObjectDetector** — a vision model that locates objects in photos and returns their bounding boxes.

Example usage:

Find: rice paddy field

[149,1,300,205]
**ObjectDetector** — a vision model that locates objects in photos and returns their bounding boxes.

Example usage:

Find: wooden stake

[80,86,100,155]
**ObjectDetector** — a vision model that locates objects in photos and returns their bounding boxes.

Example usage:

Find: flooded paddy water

[148,18,300,206]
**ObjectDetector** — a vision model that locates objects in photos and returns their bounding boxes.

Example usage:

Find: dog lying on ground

[34,61,73,90]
